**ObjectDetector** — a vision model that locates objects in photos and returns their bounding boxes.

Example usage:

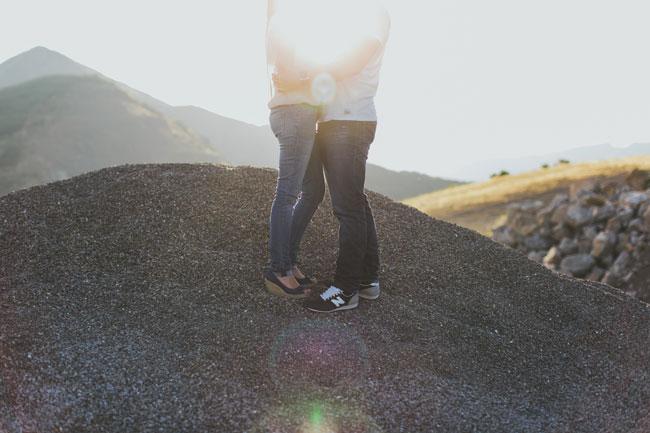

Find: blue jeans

[290,120,380,293]
[268,104,319,275]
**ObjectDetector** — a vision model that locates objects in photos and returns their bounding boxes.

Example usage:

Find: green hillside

[0,75,218,196]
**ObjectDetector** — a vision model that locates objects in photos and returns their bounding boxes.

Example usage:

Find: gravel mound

[1,164,649,433]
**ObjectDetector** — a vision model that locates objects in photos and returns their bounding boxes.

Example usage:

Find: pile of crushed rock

[1,164,649,433]
[493,169,650,302]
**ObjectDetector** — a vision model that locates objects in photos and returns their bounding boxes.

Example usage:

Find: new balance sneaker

[359,280,380,300]
[264,270,307,299]
[304,285,359,313]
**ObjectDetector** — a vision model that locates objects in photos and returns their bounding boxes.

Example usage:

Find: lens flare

[269,319,369,389]
[254,394,383,433]
[311,72,336,104]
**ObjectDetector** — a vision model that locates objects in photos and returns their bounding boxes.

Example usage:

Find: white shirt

[321,3,391,122]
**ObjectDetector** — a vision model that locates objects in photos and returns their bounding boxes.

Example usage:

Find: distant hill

[453,142,650,181]
[0,75,218,196]
[0,46,459,199]
[166,105,279,168]
[365,164,464,200]
[166,105,462,199]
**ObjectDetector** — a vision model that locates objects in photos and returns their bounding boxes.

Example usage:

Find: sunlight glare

[270,0,382,67]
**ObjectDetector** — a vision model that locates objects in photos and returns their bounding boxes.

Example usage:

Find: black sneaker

[359,280,380,300]
[264,270,306,298]
[304,285,359,313]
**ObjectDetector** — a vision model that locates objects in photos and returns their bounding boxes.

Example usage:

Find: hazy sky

[2,0,650,179]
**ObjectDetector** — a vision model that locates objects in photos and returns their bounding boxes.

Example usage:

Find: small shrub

[491,170,510,178]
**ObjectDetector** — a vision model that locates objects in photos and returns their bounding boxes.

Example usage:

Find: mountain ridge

[0,75,218,196]
[0,46,460,199]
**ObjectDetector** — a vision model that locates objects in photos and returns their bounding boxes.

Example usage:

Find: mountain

[0,47,459,199]
[166,105,279,168]
[168,105,462,198]
[0,75,218,196]
[453,142,650,182]
[366,164,465,200]
[1,163,649,432]
[0,46,96,88]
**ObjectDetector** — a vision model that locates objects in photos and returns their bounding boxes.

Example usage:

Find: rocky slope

[493,169,650,302]
[1,164,649,432]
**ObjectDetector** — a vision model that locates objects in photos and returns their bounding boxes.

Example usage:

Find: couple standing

[263,0,390,313]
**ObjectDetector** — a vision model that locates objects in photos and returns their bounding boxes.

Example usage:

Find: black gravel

[1,163,649,433]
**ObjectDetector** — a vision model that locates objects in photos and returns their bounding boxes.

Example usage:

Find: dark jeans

[290,120,380,294]
[268,104,319,275]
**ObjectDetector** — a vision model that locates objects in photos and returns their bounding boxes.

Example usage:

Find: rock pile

[493,169,650,302]
[2,164,650,432]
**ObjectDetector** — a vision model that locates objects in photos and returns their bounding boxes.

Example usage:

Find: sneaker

[264,270,307,299]
[304,285,359,313]
[359,280,380,300]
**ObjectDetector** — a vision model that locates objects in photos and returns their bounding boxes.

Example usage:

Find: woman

[263,0,322,297]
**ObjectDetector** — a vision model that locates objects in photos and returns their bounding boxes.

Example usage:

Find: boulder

[566,204,594,228]
[523,233,553,251]
[610,251,631,277]
[617,206,635,227]
[616,232,630,254]
[596,253,615,269]
[558,237,579,255]
[543,246,561,267]
[551,223,572,242]
[592,202,616,223]
[591,231,617,258]
[643,206,650,229]
[582,225,599,242]
[551,204,570,225]
[628,218,646,233]
[560,254,595,278]
[586,266,606,282]
[605,216,623,233]
[569,180,599,200]
[620,191,649,209]
[511,214,539,236]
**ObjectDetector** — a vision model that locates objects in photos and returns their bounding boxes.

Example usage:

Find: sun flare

[269,0,384,67]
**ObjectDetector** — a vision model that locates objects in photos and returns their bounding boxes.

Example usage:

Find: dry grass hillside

[405,156,650,236]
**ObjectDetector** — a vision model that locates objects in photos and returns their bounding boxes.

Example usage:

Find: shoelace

[320,286,343,301]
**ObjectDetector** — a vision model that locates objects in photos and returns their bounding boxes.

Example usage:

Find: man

[277,0,391,312]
